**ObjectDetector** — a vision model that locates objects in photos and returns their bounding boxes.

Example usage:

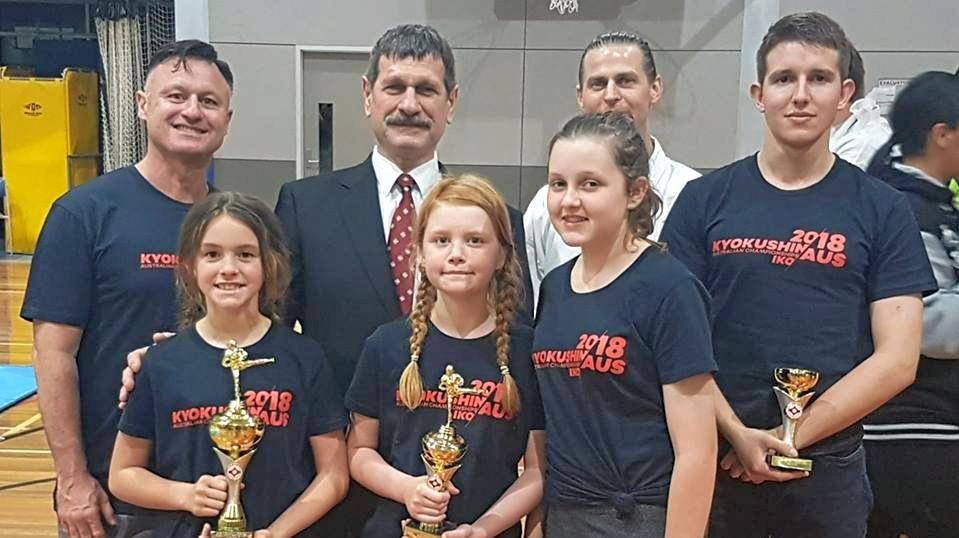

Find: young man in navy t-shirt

[661,12,937,537]
[21,41,233,538]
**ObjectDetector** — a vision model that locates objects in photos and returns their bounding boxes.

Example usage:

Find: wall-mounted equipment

[0,67,99,253]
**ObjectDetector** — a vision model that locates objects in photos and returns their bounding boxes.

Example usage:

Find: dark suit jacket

[275,155,534,390]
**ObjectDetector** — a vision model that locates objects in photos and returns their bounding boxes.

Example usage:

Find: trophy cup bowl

[774,368,820,397]
[768,368,820,472]
[208,400,266,538]
[209,400,266,454]
[422,425,467,472]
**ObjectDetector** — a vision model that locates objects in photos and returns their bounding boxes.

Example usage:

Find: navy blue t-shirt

[118,323,348,536]
[531,247,717,509]
[661,155,937,455]
[345,319,544,538]
[21,167,191,491]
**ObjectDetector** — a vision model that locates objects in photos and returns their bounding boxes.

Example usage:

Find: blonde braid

[492,257,523,418]
[398,267,436,410]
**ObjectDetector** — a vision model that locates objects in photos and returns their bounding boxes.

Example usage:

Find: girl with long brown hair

[109,192,349,537]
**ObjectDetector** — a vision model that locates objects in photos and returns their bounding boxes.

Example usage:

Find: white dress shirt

[830,88,892,171]
[523,137,701,306]
[371,146,442,241]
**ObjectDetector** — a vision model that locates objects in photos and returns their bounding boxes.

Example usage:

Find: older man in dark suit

[274,23,533,537]
[276,24,532,391]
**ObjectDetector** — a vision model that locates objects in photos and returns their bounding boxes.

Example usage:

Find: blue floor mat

[0,365,37,413]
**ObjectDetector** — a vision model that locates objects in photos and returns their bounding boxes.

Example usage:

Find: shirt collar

[372,146,442,198]
[832,112,857,139]
[648,135,667,179]
[833,90,887,139]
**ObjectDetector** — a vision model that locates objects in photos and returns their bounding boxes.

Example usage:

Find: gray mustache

[386,115,432,128]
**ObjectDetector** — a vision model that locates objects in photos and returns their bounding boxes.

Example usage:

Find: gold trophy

[767,367,820,472]
[207,341,274,538]
[402,365,484,538]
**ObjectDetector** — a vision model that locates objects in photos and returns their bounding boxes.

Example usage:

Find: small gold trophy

[207,341,274,538]
[767,367,820,472]
[402,365,484,538]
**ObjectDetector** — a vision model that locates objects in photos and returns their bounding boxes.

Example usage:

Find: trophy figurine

[402,365,484,538]
[207,341,274,538]
[767,367,820,472]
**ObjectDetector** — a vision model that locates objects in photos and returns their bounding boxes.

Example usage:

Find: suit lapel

[337,156,399,315]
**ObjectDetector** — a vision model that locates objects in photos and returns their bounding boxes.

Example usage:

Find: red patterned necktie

[388,174,417,314]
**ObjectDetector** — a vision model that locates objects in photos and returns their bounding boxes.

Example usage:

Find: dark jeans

[710,444,873,538]
[865,440,959,538]
[545,502,666,538]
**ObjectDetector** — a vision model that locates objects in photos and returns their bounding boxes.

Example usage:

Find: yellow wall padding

[0,68,99,254]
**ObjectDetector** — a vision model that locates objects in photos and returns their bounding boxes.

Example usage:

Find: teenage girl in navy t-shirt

[110,192,349,537]
[532,112,718,537]
[346,175,546,538]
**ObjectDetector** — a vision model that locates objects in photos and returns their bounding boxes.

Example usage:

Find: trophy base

[402,519,458,538]
[768,454,813,472]
[210,531,253,538]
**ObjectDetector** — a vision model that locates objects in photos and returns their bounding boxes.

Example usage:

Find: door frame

[295,45,371,178]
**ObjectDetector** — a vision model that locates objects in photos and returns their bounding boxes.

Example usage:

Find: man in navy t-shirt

[20,40,233,538]
[661,12,936,537]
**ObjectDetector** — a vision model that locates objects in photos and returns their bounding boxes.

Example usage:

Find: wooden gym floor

[0,257,58,536]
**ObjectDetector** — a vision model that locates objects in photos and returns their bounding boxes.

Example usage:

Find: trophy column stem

[773,387,798,448]
[212,447,256,533]
[769,384,816,472]
[773,387,815,447]
[233,370,242,401]
[782,413,797,448]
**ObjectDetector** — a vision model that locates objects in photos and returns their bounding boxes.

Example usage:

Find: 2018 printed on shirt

[533,333,628,377]
[395,378,514,421]
[171,389,293,429]
[711,228,847,268]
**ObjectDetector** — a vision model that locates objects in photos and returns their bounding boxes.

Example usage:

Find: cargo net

[549,0,579,15]
[95,0,175,172]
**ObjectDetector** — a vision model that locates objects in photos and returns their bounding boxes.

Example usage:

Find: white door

[301,51,374,177]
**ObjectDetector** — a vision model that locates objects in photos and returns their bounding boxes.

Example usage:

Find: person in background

[863,71,959,538]
[524,32,699,307]
[829,46,891,170]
